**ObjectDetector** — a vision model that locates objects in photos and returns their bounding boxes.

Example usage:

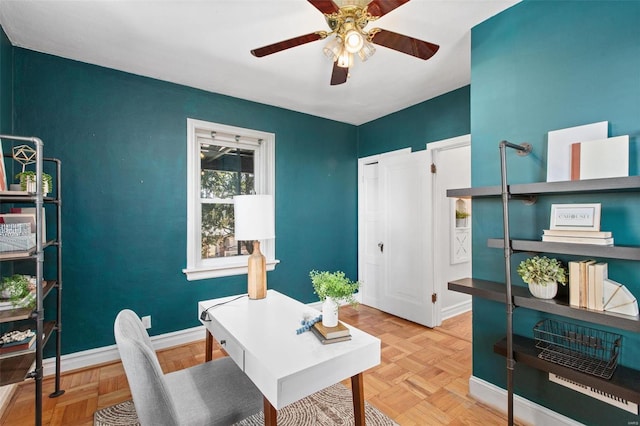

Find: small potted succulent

[455,209,471,227]
[517,256,567,299]
[310,270,359,327]
[15,171,53,195]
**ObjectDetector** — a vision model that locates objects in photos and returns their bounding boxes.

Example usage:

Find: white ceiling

[0,0,519,125]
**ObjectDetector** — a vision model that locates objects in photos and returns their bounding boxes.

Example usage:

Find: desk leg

[263,397,277,426]
[351,373,365,426]
[205,330,213,362]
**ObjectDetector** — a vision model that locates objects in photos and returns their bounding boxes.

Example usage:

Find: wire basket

[533,319,621,379]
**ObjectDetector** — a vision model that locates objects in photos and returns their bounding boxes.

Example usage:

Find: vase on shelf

[322,297,339,327]
[528,281,558,299]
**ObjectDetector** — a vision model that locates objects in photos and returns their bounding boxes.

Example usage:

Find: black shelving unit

[0,135,64,426]
[447,167,640,424]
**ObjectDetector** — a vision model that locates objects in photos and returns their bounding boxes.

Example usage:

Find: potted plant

[455,209,471,227]
[517,256,567,299]
[15,171,53,195]
[0,274,35,308]
[310,270,359,327]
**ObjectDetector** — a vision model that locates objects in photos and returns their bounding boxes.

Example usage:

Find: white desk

[198,290,381,426]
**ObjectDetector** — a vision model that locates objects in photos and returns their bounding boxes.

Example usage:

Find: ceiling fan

[250,0,439,86]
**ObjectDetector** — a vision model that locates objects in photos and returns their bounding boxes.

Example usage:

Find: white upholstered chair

[114,309,263,425]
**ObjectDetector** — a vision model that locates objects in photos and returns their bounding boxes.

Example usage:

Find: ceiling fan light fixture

[344,30,364,53]
[336,48,353,68]
[357,39,376,61]
[323,36,343,61]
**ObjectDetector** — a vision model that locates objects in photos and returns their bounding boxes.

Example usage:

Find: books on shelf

[568,260,638,316]
[310,321,351,344]
[543,229,612,238]
[0,330,36,358]
[542,229,613,246]
[587,262,607,311]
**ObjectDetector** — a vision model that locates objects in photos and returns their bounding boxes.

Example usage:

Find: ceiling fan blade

[251,32,326,57]
[307,0,340,14]
[330,62,348,86]
[366,0,410,17]
[370,29,439,60]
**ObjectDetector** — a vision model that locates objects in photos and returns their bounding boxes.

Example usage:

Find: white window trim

[183,118,278,281]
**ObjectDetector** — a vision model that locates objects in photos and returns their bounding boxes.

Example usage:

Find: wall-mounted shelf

[494,335,640,405]
[487,239,640,261]
[448,278,640,333]
[447,154,640,424]
[447,175,640,198]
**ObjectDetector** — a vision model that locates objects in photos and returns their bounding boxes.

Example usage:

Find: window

[184,119,276,280]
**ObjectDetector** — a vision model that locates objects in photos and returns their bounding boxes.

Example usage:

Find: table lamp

[234,194,275,299]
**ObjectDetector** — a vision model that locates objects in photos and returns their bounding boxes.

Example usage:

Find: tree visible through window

[200,146,255,259]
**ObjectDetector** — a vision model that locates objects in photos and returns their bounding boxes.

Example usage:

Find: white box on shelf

[0,234,36,252]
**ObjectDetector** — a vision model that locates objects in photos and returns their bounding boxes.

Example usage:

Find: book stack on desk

[542,229,614,246]
[311,321,351,344]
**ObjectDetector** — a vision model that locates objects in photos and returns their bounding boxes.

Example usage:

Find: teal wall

[12,49,358,354]
[471,1,640,424]
[6,43,471,358]
[0,25,11,133]
[357,85,470,156]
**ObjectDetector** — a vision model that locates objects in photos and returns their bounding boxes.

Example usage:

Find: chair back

[114,309,179,425]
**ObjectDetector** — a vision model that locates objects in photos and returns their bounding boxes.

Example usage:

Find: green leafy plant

[517,256,567,286]
[310,270,360,306]
[0,274,35,308]
[15,171,53,193]
[455,210,471,219]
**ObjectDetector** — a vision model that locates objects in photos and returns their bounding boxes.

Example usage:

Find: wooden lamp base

[247,240,267,299]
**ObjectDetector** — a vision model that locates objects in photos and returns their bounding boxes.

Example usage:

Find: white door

[367,150,434,327]
[358,149,410,309]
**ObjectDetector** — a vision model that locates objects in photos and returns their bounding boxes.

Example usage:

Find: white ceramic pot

[322,297,339,327]
[528,281,558,299]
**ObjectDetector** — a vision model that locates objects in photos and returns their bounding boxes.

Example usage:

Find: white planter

[528,281,558,299]
[20,176,49,195]
[322,297,339,327]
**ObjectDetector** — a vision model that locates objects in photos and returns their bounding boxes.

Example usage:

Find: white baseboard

[441,300,472,321]
[43,325,206,377]
[469,375,584,426]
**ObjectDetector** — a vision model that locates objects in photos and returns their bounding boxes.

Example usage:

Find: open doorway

[357,135,471,327]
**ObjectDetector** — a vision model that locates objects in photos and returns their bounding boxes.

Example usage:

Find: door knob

[378,242,384,253]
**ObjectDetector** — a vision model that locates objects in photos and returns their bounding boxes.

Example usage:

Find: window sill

[183,259,280,281]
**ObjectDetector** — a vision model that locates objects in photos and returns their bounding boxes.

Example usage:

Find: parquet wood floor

[1,305,521,425]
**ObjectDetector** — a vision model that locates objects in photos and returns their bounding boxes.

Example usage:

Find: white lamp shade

[234,194,275,241]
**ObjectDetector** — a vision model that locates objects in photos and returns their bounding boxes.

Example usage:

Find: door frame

[426,134,472,326]
[357,136,471,324]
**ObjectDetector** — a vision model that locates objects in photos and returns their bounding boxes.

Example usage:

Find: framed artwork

[550,203,601,231]
[546,121,608,182]
[451,198,471,264]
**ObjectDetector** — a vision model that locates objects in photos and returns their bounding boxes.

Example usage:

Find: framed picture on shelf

[550,203,601,231]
